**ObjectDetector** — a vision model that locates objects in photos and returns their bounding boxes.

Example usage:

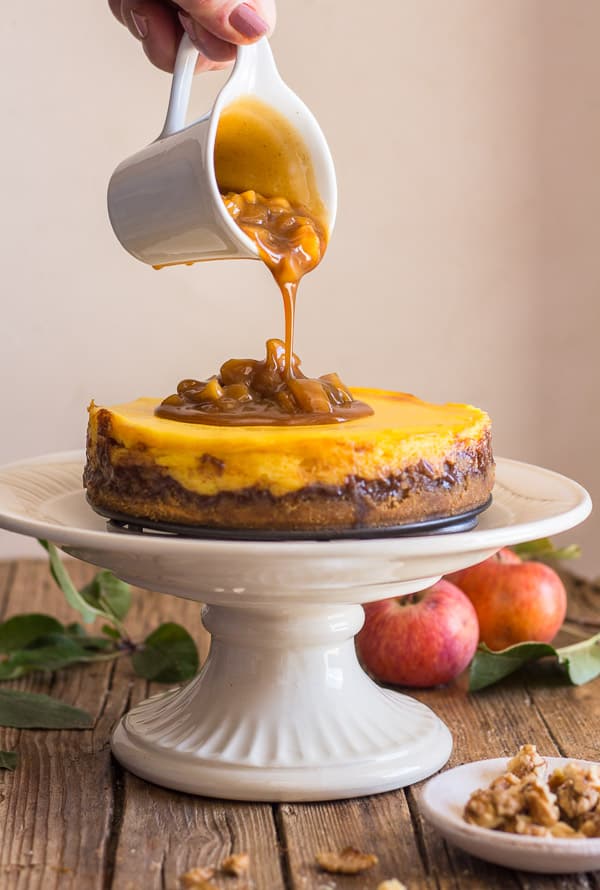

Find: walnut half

[221,852,250,876]
[179,866,216,889]
[316,846,378,874]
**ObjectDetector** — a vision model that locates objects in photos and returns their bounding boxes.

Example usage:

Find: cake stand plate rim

[0,450,591,559]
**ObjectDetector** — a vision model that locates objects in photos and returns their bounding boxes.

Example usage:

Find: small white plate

[420,757,600,874]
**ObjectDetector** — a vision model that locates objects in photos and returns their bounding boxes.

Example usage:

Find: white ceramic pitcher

[107,34,338,268]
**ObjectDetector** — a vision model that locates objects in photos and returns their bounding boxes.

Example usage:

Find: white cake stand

[0,452,591,801]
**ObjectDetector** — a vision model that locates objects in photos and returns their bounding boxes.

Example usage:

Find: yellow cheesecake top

[88,389,491,498]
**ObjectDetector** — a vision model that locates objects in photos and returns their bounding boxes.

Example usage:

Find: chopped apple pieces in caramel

[156,338,373,426]
[464,745,600,838]
[316,846,378,874]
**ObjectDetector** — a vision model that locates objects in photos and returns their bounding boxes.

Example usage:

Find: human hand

[109,0,276,73]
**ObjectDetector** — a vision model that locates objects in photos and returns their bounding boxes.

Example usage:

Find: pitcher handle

[159,34,199,139]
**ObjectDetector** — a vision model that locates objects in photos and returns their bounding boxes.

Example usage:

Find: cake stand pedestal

[0,452,591,801]
[113,596,451,800]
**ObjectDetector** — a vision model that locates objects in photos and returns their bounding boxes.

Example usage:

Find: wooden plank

[509,568,600,826]
[561,571,600,628]
[109,584,285,890]
[278,792,434,890]
[0,558,214,890]
[0,558,125,890]
[0,560,17,618]
[111,778,285,890]
[525,573,600,762]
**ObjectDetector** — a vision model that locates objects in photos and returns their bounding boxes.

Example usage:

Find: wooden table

[0,558,599,890]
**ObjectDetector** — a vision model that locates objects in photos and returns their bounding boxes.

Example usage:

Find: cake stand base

[112,602,452,801]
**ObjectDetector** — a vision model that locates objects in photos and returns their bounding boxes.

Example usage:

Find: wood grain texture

[0,559,599,889]
[0,559,118,890]
[109,579,284,889]
[277,793,434,890]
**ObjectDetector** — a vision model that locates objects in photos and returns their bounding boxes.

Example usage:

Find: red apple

[447,548,567,650]
[356,579,479,687]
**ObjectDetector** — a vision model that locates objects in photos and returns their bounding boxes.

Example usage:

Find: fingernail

[178,11,201,47]
[130,11,148,39]
[229,3,268,38]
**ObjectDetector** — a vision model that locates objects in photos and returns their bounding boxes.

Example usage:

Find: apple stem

[400,594,419,607]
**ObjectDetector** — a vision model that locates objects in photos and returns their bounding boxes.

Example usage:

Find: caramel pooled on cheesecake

[157,338,373,426]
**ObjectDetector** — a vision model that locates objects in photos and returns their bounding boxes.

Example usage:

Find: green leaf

[39,540,98,624]
[0,634,114,680]
[77,635,116,651]
[0,750,18,770]
[0,689,93,729]
[559,633,600,685]
[469,641,557,691]
[132,623,199,683]
[469,633,600,691]
[0,614,64,653]
[102,624,121,640]
[511,538,582,561]
[79,571,131,622]
[66,622,86,637]
[63,625,113,650]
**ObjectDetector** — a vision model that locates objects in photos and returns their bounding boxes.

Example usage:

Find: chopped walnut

[377,881,407,890]
[490,772,522,792]
[551,762,600,820]
[221,852,250,876]
[551,821,583,838]
[506,814,550,837]
[522,778,559,826]
[549,762,600,793]
[179,866,217,889]
[464,748,600,840]
[578,812,600,838]
[463,779,524,830]
[463,788,503,829]
[507,744,547,780]
[316,846,378,874]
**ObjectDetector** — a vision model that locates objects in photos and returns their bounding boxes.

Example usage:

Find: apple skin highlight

[356,580,480,688]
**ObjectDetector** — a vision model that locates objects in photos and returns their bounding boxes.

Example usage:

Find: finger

[108,0,123,24]
[142,38,232,73]
[113,0,237,73]
[178,12,237,63]
[177,0,276,45]
[120,0,182,71]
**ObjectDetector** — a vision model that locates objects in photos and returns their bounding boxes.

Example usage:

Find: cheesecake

[84,390,494,532]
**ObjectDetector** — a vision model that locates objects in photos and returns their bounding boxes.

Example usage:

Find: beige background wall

[1,1,599,574]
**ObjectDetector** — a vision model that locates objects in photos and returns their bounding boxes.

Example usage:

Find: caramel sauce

[221,189,325,372]
[156,338,372,426]
[155,98,373,426]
